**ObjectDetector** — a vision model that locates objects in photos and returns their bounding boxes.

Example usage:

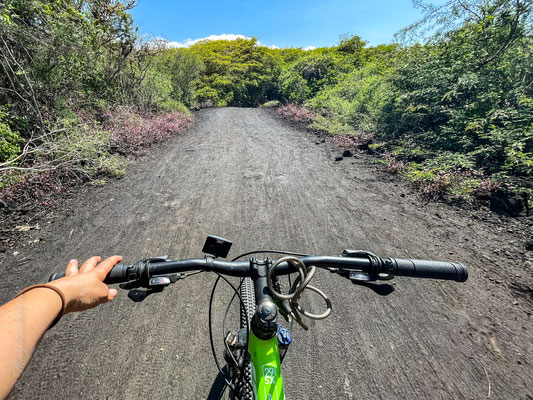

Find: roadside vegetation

[267,1,532,215]
[1,0,531,216]
[0,1,193,210]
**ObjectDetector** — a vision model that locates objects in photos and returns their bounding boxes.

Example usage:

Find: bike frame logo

[262,363,277,385]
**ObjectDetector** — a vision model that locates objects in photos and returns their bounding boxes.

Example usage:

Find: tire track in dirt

[1,107,531,399]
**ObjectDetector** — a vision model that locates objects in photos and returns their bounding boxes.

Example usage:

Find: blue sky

[130,0,424,49]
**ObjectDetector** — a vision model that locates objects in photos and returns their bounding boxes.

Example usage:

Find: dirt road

[1,108,531,399]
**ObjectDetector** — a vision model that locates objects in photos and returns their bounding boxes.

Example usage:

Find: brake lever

[338,249,395,283]
[348,271,394,282]
[119,273,184,290]
[352,281,395,296]
[119,273,185,302]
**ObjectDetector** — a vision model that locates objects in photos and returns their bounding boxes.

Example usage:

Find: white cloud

[254,40,278,49]
[154,34,302,51]
[163,33,252,48]
[303,46,316,51]
[166,41,186,48]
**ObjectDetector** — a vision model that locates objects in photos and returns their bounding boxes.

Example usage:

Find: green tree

[157,48,205,107]
[190,38,280,106]
[381,0,533,177]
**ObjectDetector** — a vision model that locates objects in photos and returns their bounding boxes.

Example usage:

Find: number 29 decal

[262,363,277,385]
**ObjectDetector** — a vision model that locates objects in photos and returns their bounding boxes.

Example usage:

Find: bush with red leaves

[332,133,373,150]
[0,170,78,211]
[105,109,194,155]
[276,103,316,123]
[382,151,407,174]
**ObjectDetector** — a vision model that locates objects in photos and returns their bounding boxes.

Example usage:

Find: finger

[65,259,79,276]
[79,256,101,273]
[107,288,118,301]
[94,255,123,281]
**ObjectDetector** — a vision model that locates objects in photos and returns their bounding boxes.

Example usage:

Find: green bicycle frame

[248,330,285,400]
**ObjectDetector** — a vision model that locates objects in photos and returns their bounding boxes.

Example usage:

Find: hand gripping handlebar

[48,255,467,283]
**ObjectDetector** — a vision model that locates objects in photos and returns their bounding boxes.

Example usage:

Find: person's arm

[0,255,122,399]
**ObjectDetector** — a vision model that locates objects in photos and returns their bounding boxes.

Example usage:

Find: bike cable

[267,256,332,330]
[208,273,249,393]
[230,250,312,261]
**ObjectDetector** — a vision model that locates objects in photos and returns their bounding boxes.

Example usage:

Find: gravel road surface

[1,108,531,399]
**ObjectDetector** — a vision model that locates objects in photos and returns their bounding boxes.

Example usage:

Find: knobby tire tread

[232,277,255,400]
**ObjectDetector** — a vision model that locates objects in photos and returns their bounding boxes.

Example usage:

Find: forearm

[0,255,121,399]
[0,288,62,399]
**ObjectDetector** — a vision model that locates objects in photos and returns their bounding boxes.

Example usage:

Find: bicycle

[50,235,468,400]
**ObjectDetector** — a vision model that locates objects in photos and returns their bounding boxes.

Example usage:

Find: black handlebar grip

[388,258,468,282]
[48,264,129,284]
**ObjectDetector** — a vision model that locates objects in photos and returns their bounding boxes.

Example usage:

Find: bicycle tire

[231,277,255,400]
[240,277,256,327]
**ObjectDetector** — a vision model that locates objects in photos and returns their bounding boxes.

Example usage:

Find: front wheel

[229,277,255,399]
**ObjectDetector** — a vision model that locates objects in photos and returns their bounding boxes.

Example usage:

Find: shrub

[261,100,281,108]
[332,133,373,149]
[105,108,193,155]
[0,107,192,210]
[0,169,78,209]
[27,120,126,180]
[382,151,407,174]
[0,120,119,207]
[0,107,22,163]
[306,61,394,134]
[279,71,311,104]
[310,114,352,135]
[276,103,316,123]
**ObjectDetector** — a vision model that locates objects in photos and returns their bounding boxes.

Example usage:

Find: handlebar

[48,254,468,284]
[387,258,467,282]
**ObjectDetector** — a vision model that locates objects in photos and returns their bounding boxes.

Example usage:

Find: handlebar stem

[250,258,279,340]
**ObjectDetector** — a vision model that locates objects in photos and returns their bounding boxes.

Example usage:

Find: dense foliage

[1,0,531,214]
[381,2,533,186]
[0,0,193,206]
[188,38,281,106]
[269,0,532,210]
